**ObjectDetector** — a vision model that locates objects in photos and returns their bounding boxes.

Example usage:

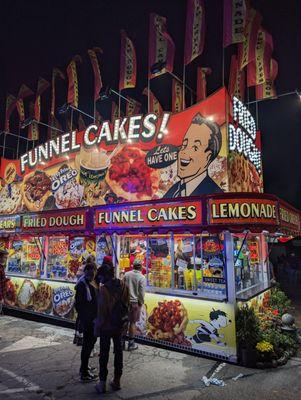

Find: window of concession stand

[1,208,94,320]
[1,88,300,362]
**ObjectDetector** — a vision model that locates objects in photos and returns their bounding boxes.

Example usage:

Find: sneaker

[128,341,138,351]
[80,372,98,383]
[110,378,121,391]
[95,381,107,394]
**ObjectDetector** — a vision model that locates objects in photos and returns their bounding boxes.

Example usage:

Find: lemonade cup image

[76,146,110,186]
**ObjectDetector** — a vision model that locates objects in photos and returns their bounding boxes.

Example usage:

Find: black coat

[75,279,98,328]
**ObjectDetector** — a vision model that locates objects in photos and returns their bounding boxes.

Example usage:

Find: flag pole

[147,77,150,113]
[222,47,225,87]
[93,101,96,123]
[118,91,121,118]
[70,108,74,131]
[17,123,21,159]
[183,64,186,110]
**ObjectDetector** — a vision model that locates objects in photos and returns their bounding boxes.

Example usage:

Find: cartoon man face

[178,123,212,179]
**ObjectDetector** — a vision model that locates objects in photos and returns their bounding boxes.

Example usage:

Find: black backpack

[105,281,129,331]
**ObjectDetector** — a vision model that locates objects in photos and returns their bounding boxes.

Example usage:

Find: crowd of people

[74,255,146,394]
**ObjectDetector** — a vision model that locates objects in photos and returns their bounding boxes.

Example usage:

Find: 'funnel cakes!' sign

[0,88,262,214]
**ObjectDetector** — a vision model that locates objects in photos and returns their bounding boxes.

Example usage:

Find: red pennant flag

[51,68,65,117]
[4,94,16,132]
[228,55,245,101]
[184,0,205,65]
[196,67,211,101]
[34,77,50,122]
[119,30,137,91]
[16,84,34,122]
[28,102,39,141]
[172,79,184,113]
[148,13,175,78]
[67,55,82,107]
[255,58,278,100]
[143,88,163,116]
[126,97,141,116]
[238,8,262,69]
[78,114,86,131]
[247,29,273,87]
[47,114,63,140]
[223,0,247,47]
[88,47,103,101]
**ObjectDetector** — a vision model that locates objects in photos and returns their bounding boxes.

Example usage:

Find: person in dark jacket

[94,260,129,394]
[75,261,98,382]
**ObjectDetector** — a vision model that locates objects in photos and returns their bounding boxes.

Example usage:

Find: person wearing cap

[94,258,129,394]
[124,258,146,350]
[0,249,9,317]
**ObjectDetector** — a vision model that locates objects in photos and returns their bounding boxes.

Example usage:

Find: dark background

[0,0,300,208]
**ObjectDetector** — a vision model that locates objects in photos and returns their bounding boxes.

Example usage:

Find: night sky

[0,0,300,209]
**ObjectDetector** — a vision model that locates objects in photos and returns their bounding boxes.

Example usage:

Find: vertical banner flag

[111,101,119,121]
[28,102,39,141]
[34,77,50,122]
[126,97,141,116]
[184,0,205,65]
[51,68,65,117]
[148,13,175,78]
[4,94,16,131]
[119,30,137,91]
[67,55,82,107]
[88,47,103,101]
[143,88,163,116]
[238,8,262,69]
[196,67,212,101]
[223,0,246,47]
[172,79,184,113]
[228,55,245,101]
[247,29,273,87]
[16,84,34,122]
[255,58,278,100]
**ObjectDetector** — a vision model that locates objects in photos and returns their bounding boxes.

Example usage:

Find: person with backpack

[75,261,99,382]
[124,258,146,350]
[94,259,129,394]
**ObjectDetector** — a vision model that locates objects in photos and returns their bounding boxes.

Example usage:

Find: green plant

[268,288,291,315]
[261,328,297,357]
[236,304,261,349]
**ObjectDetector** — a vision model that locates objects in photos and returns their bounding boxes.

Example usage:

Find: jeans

[80,322,97,373]
[99,332,123,381]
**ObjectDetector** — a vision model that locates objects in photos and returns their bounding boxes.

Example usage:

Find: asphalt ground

[0,315,301,400]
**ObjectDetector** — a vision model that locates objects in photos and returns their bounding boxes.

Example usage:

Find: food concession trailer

[1,88,300,361]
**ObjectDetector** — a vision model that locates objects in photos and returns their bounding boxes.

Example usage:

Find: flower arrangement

[256,341,274,353]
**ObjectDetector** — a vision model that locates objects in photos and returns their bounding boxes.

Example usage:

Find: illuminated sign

[21,210,87,232]
[229,97,262,172]
[209,198,278,225]
[20,113,171,173]
[95,200,202,229]
[279,204,301,233]
[0,215,21,232]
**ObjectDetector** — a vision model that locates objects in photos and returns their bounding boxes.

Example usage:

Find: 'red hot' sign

[21,209,88,232]
[95,200,202,230]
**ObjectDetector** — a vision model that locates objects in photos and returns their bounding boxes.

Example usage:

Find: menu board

[47,236,69,279]
[6,236,42,277]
